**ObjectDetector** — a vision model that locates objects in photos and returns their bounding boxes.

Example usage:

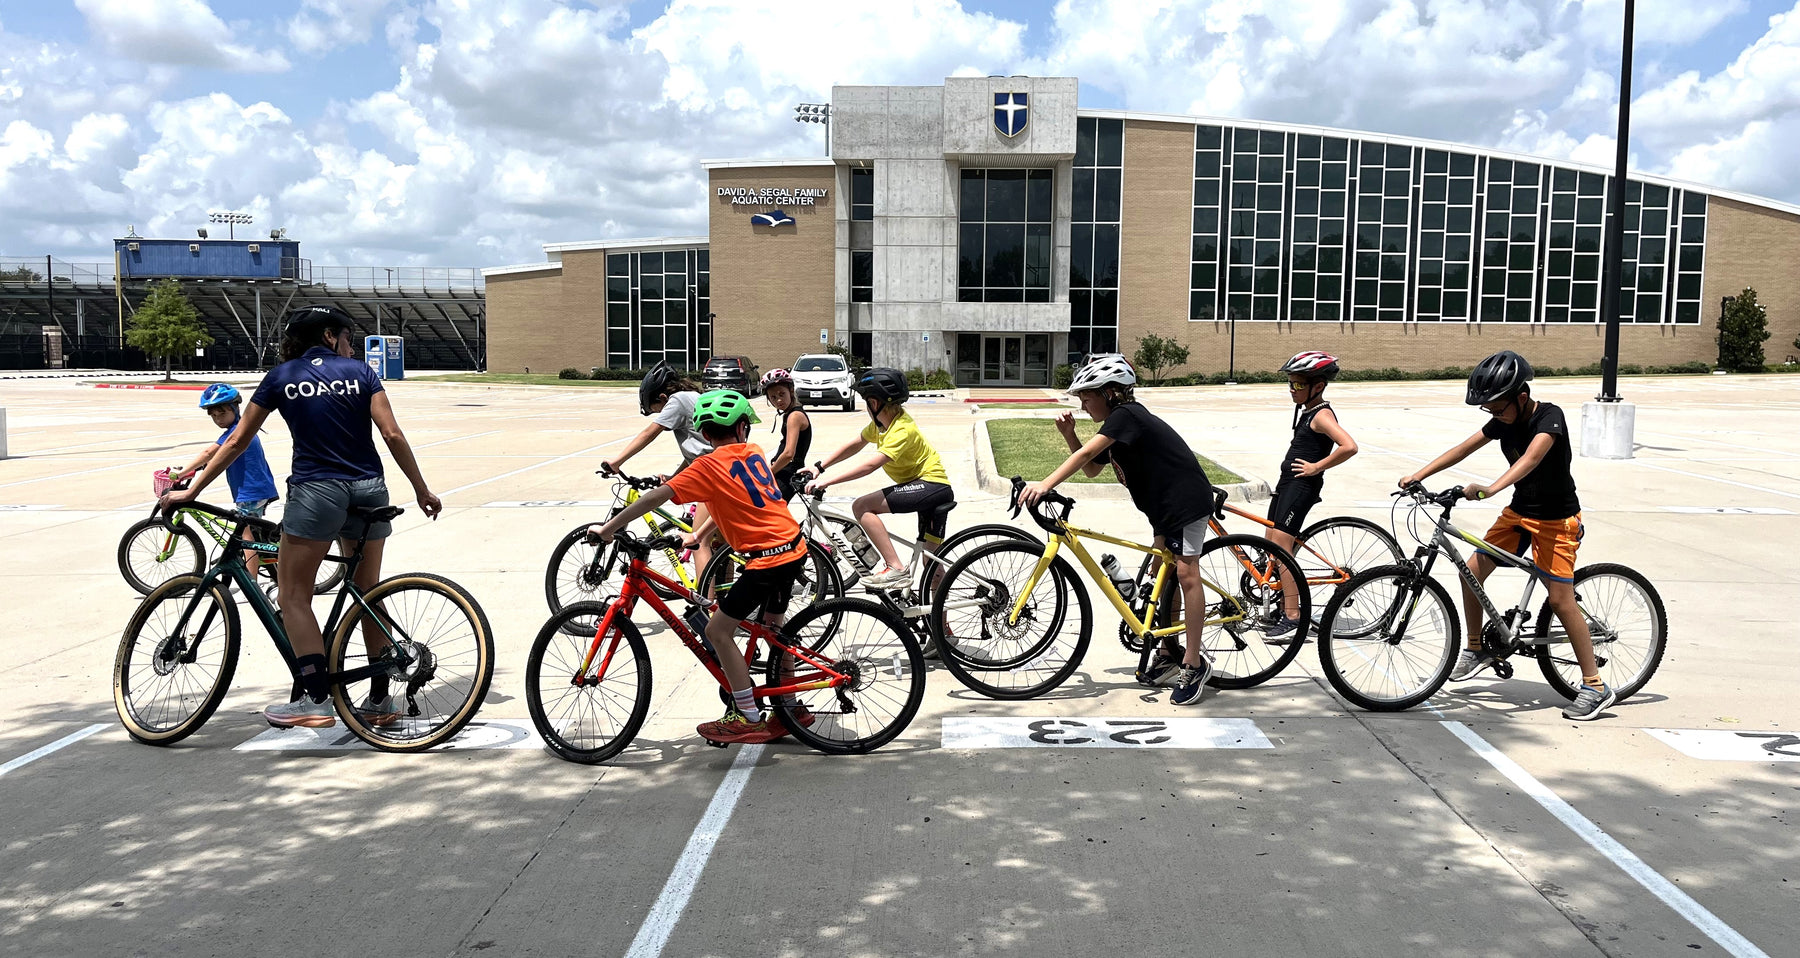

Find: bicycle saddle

[348,505,406,524]
[927,500,958,520]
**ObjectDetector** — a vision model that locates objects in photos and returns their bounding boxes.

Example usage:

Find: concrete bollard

[1580,400,1635,459]
[0,407,7,459]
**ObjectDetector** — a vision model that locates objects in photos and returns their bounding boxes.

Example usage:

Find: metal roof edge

[700,157,839,170]
[540,235,709,255]
[480,262,564,277]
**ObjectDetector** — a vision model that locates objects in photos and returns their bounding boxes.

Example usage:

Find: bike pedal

[703,738,728,749]
[1494,660,1515,680]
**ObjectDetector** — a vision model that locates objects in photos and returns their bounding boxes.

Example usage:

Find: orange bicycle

[1115,488,1402,652]
[525,529,925,764]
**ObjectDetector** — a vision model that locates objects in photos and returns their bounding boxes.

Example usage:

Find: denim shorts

[283,477,392,542]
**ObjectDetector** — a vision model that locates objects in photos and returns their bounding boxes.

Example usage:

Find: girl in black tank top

[1282,402,1336,485]
[761,374,811,499]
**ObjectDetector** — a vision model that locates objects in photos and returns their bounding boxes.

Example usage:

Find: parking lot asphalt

[0,372,1795,957]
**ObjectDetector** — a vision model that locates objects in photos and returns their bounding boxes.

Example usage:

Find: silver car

[792,354,856,411]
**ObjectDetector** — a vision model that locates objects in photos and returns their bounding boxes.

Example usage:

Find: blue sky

[2,1,1797,266]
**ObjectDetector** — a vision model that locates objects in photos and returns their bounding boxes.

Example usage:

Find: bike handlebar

[1009,476,1075,533]
[596,465,664,491]
[1394,481,1470,508]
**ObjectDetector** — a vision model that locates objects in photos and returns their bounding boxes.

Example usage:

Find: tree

[0,266,43,283]
[824,339,866,374]
[1717,287,1770,372]
[126,279,211,381]
[1132,333,1191,386]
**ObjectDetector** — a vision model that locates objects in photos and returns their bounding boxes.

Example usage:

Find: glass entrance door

[980,335,1024,386]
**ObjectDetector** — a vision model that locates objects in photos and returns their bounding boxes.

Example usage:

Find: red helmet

[1280,351,1340,380]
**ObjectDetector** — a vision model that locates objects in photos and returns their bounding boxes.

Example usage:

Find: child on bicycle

[174,383,280,579]
[806,367,952,590]
[760,368,812,500]
[592,390,809,745]
[603,360,719,576]
[1264,352,1359,640]
[1399,350,1610,721]
[1020,356,1217,707]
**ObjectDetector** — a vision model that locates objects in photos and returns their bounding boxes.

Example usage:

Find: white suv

[792,354,856,411]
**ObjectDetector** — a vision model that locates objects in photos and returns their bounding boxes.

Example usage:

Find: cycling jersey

[665,442,806,570]
[860,410,948,485]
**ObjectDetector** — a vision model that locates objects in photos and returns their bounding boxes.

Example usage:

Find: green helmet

[691,389,761,429]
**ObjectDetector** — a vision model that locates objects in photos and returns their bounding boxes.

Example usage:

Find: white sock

[731,687,762,722]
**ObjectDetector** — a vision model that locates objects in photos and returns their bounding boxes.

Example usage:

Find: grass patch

[423,373,637,387]
[988,418,1245,485]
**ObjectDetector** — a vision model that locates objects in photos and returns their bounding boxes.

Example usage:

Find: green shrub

[558,367,586,380]
[1053,364,1073,389]
[1132,333,1191,386]
[1718,288,1771,372]
[904,367,926,388]
[924,369,954,389]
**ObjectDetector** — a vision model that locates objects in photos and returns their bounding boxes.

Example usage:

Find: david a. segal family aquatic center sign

[716,186,830,206]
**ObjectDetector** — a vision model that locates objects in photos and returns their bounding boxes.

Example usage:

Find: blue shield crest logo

[993,92,1028,138]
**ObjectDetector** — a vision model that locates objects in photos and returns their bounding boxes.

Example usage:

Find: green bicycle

[118,503,346,597]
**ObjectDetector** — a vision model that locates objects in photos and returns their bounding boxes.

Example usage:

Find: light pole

[794,103,831,155]
[1582,0,1636,459]
[208,211,253,240]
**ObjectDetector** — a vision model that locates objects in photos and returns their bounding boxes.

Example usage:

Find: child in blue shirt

[176,383,279,575]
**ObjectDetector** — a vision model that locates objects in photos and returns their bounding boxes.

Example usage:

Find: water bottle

[1100,553,1136,602]
[843,522,881,568]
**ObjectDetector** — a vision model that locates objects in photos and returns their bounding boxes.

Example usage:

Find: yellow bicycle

[930,477,1310,699]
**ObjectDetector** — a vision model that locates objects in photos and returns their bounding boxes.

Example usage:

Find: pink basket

[153,468,175,496]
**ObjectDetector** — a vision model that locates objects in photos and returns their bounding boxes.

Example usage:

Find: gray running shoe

[1561,682,1616,721]
[1135,646,1184,687]
[264,696,335,729]
[1264,616,1303,646]
[1449,648,1499,681]
[356,693,402,727]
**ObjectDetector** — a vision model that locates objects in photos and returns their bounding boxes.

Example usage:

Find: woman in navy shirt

[162,305,441,729]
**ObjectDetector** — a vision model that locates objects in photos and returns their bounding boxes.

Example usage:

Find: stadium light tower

[208,210,253,240]
[794,103,831,155]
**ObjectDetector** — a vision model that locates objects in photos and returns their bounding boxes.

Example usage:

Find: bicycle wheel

[1194,534,1310,688]
[326,573,496,752]
[695,538,844,613]
[526,602,653,764]
[118,517,206,595]
[1317,565,1459,711]
[767,597,924,754]
[1295,516,1404,636]
[545,522,613,617]
[1535,563,1667,701]
[113,574,241,745]
[931,540,1092,700]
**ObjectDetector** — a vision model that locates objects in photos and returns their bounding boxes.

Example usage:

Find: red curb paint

[92,383,210,390]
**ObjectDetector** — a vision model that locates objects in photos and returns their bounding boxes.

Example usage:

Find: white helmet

[1068,355,1136,394]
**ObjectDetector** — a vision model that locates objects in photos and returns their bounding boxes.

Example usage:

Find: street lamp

[208,211,253,240]
[1583,0,1636,459]
[794,103,831,155]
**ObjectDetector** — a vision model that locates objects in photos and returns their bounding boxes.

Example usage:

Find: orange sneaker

[697,710,785,745]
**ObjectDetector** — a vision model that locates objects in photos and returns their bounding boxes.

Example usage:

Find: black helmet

[639,360,676,415]
[854,366,909,404]
[1466,350,1534,405]
[285,304,356,334]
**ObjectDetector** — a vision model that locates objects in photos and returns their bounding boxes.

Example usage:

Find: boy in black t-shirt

[1400,350,1612,721]
[1021,356,1217,707]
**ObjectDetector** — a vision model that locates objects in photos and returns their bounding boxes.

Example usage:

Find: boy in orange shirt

[592,390,808,745]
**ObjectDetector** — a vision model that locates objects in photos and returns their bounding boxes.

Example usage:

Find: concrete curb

[970,417,1272,504]
[91,382,210,390]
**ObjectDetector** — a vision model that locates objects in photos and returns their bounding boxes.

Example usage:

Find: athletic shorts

[1482,507,1582,583]
[283,477,392,543]
[1267,479,1323,536]
[716,555,807,621]
[1154,518,1210,558]
[235,497,276,518]
[881,480,955,544]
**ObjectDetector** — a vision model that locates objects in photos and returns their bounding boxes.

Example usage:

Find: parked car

[791,354,857,411]
[702,355,761,396]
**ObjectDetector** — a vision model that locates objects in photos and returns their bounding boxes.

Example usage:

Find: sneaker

[1135,645,1184,687]
[919,633,940,660]
[1561,682,1616,722]
[1449,648,1499,681]
[696,710,785,745]
[1170,657,1213,707]
[1264,616,1304,646]
[264,696,335,729]
[860,565,909,590]
[773,704,816,729]
[356,692,402,727]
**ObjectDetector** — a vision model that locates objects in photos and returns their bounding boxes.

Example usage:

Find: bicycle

[1314,482,1666,711]
[1115,488,1402,653]
[526,528,925,764]
[113,500,496,752]
[544,467,841,628]
[695,464,1036,662]
[930,477,1310,699]
[118,470,346,597]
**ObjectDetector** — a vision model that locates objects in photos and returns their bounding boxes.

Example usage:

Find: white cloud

[287,0,403,54]
[74,0,291,72]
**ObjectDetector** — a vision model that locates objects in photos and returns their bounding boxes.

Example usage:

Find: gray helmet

[1466,350,1533,405]
[639,360,676,416]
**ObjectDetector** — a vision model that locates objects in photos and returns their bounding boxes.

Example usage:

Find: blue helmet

[198,383,241,409]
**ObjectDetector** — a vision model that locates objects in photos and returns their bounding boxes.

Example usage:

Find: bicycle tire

[1535,562,1667,702]
[1195,534,1311,689]
[1295,516,1404,636]
[1317,564,1459,711]
[768,597,924,754]
[545,522,613,618]
[930,539,1092,700]
[118,517,206,595]
[526,602,654,764]
[113,574,241,745]
[326,573,496,752]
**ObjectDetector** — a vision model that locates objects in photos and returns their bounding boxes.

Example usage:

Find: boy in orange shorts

[1400,350,1612,721]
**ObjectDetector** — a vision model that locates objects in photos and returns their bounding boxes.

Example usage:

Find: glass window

[606,254,629,277]
[851,250,872,303]
[959,171,983,222]
[1097,119,1124,166]
[1076,118,1097,167]
[851,168,873,221]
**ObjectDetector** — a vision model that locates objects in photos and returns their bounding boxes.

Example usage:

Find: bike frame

[574,550,850,700]
[1011,519,1247,643]
[1391,500,1563,648]
[793,495,965,622]
[1215,502,1353,586]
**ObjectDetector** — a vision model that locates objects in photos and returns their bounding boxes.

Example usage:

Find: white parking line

[1634,461,1800,502]
[440,438,626,498]
[1443,721,1770,958]
[624,744,765,958]
[0,724,108,778]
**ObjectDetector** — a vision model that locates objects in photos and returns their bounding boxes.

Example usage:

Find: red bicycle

[526,529,926,764]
